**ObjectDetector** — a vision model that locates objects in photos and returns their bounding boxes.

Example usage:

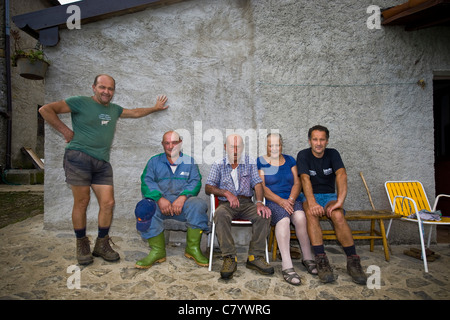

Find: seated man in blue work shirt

[135,131,209,269]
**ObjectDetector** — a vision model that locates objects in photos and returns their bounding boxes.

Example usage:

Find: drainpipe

[4,0,12,169]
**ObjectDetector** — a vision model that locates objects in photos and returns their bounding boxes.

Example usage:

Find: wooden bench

[268,210,402,262]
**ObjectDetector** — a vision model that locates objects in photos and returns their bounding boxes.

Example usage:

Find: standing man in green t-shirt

[39,74,169,265]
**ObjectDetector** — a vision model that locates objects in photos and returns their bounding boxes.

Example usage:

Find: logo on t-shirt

[99,114,111,126]
[309,170,317,176]
[323,168,333,175]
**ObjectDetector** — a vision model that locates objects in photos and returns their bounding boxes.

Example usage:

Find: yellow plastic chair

[385,181,450,272]
[207,194,269,271]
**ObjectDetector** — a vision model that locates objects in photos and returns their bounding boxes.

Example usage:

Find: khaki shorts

[63,149,113,186]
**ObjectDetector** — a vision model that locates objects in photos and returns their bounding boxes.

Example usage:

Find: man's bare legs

[303,200,366,284]
[71,185,91,232]
[303,200,353,248]
[71,184,119,263]
[91,184,115,229]
[71,184,115,230]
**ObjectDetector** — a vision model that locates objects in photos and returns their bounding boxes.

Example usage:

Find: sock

[98,226,110,238]
[74,228,86,239]
[312,245,325,256]
[343,245,357,257]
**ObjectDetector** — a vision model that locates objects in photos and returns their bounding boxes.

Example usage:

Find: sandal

[282,268,302,286]
[302,259,318,275]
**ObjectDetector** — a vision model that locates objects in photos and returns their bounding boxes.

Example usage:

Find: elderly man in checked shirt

[205,134,274,279]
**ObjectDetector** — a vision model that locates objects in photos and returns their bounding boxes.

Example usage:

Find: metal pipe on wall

[4,0,12,169]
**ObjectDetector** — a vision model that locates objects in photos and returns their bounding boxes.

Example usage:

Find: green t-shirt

[65,96,123,162]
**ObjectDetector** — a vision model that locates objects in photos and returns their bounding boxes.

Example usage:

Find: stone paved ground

[1,214,449,301]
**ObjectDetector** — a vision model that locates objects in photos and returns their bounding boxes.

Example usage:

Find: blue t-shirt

[257,154,299,203]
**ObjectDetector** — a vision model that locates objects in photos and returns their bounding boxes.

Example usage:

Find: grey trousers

[214,197,270,258]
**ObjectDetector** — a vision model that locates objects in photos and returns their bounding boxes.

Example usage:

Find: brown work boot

[220,255,237,279]
[347,255,367,285]
[315,254,334,283]
[246,255,274,275]
[76,236,93,265]
[92,235,120,262]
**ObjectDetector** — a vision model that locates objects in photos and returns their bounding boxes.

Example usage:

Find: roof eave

[12,0,186,46]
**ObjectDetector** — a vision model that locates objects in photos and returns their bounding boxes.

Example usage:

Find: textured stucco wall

[42,0,450,244]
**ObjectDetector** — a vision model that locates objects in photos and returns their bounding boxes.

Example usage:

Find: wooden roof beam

[12,0,185,46]
[382,0,450,31]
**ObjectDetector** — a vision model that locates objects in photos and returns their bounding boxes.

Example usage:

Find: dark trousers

[214,198,270,257]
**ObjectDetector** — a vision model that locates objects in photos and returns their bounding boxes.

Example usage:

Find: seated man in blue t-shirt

[296,125,366,285]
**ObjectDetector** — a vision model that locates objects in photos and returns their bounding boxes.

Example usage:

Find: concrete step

[2,169,44,185]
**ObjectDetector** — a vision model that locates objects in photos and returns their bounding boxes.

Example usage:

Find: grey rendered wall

[42,0,450,244]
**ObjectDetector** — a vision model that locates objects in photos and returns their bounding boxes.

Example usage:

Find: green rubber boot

[184,228,209,267]
[135,232,166,269]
